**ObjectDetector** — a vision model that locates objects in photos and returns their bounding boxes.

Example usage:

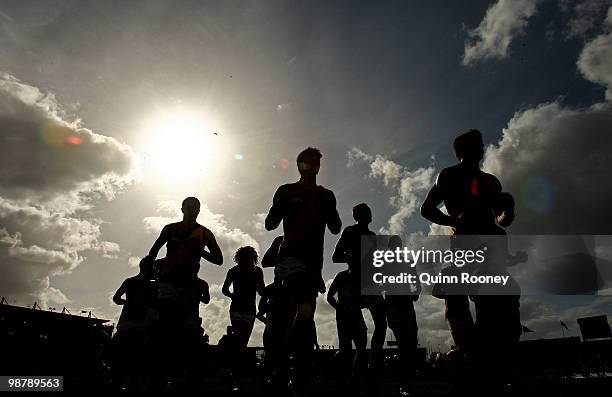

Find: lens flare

[520,175,555,214]
[66,135,82,145]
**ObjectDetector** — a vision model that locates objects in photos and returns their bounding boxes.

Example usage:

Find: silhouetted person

[264,147,341,391]
[421,130,514,236]
[197,277,211,305]
[384,235,421,395]
[259,237,301,390]
[468,193,523,387]
[143,196,223,387]
[421,129,520,386]
[222,246,264,391]
[327,268,367,383]
[257,274,288,381]
[257,282,274,355]
[431,263,475,358]
[112,258,157,391]
[223,246,265,347]
[114,258,157,332]
[332,203,386,369]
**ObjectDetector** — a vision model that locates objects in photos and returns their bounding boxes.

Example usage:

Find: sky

[1,0,611,349]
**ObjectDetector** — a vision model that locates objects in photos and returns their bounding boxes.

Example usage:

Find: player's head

[353,202,372,225]
[139,257,153,276]
[297,147,322,177]
[234,246,258,267]
[454,129,484,164]
[181,196,200,220]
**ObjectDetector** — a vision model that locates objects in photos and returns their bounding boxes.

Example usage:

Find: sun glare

[143,109,225,183]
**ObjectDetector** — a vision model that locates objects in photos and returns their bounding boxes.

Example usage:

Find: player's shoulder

[439,164,461,179]
[273,183,295,200]
[316,185,336,201]
[277,183,296,193]
[479,170,502,189]
[343,224,358,233]
[163,221,181,231]
[317,185,334,195]
[197,223,214,236]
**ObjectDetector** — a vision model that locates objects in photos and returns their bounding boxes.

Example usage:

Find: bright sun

[143,109,225,183]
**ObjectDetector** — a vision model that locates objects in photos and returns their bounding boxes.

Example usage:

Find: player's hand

[452,216,468,232]
[318,277,326,293]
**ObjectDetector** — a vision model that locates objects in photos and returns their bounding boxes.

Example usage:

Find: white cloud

[0,73,138,306]
[577,7,612,100]
[347,148,436,235]
[462,0,539,66]
[250,212,267,234]
[128,256,142,268]
[38,286,71,308]
[482,100,612,234]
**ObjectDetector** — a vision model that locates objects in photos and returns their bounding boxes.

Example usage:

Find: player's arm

[202,229,223,266]
[332,229,348,263]
[147,225,169,261]
[326,276,340,309]
[265,186,286,231]
[221,269,234,299]
[256,297,268,324]
[421,171,458,228]
[494,191,515,228]
[256,268,266,296]
[199,279,210,304]
[325,191,342,235]
[262,236,283,268]
[112,280,128,305]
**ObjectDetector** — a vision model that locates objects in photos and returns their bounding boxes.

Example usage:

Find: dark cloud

[0,73,137,203]
[563,0,612,39]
